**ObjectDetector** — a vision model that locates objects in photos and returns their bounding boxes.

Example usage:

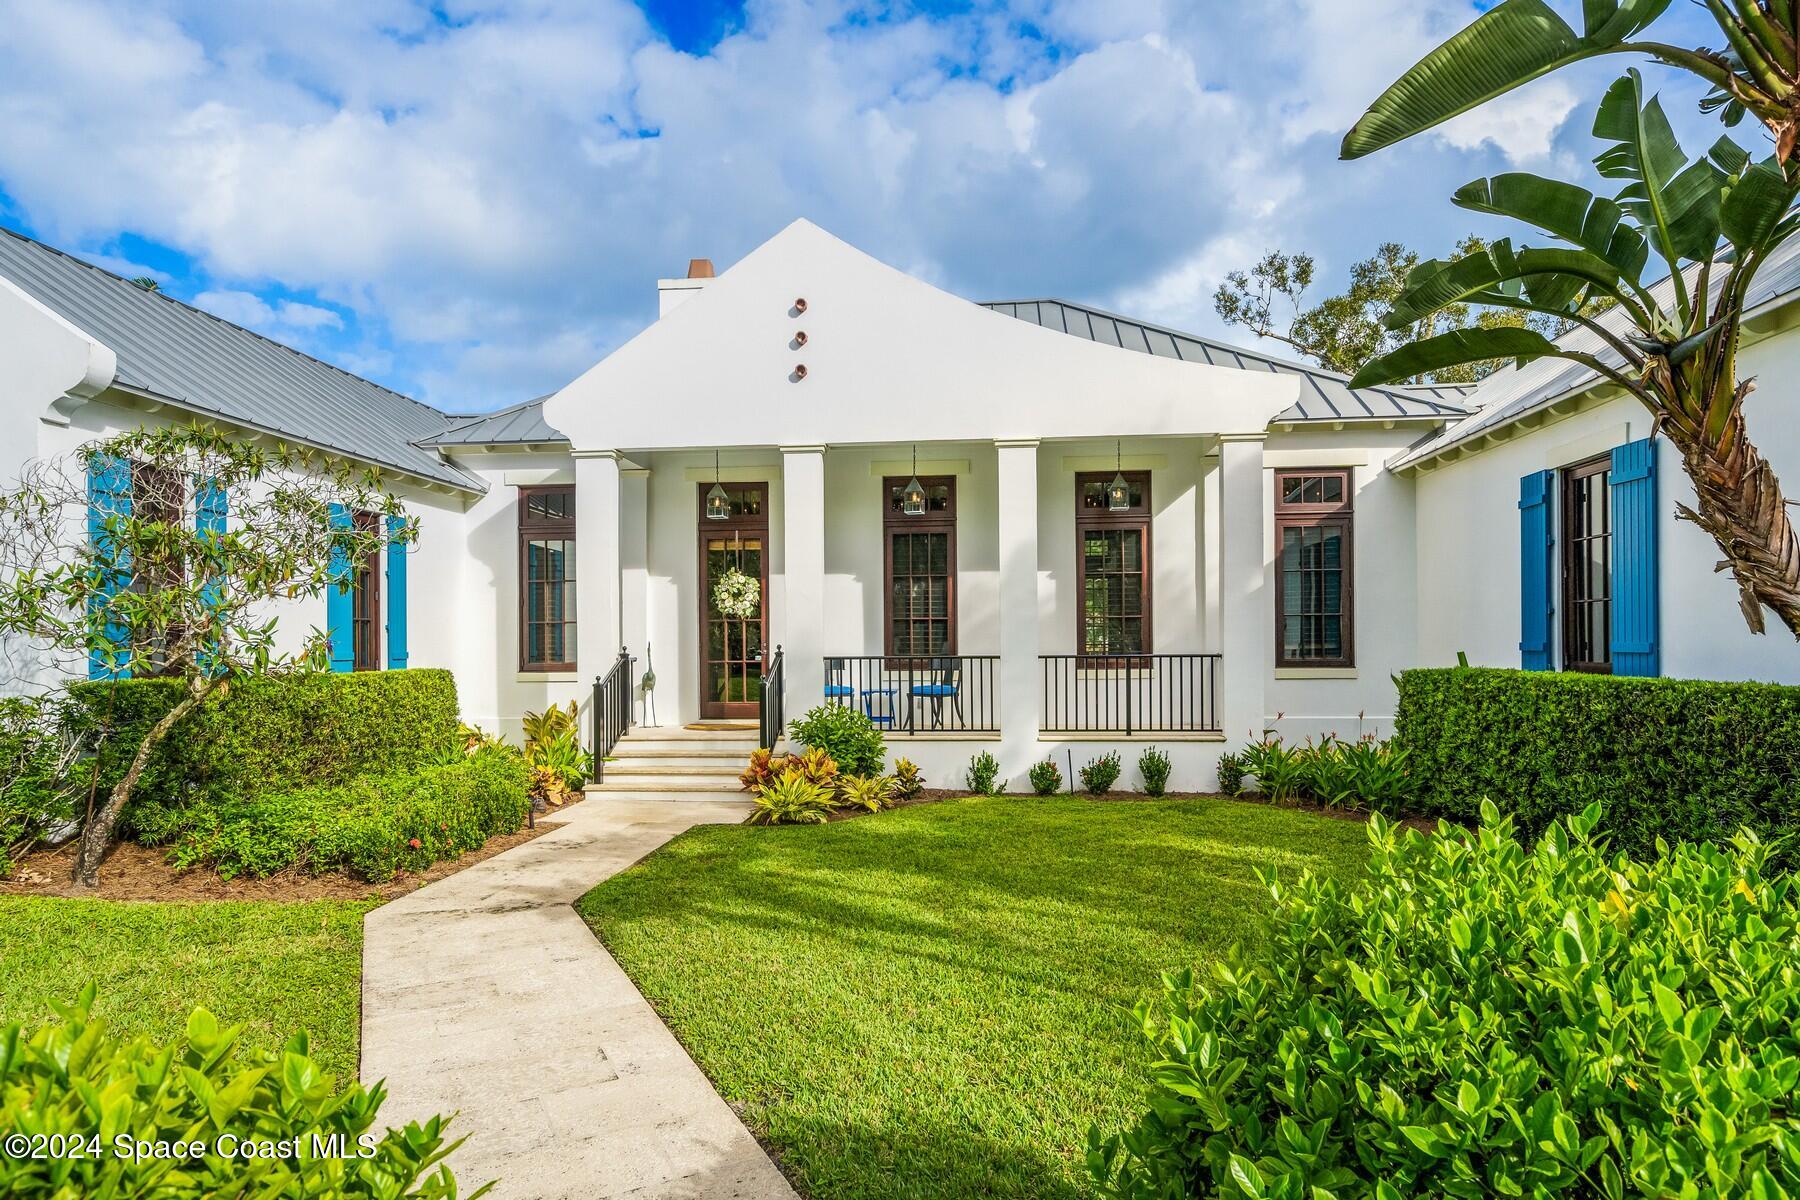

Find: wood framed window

[883,476,956,657]
[1076,471,1151,657]
[519,485,577,672]
[1560,455,1612,673]
[130,462,188,674]
[1274,469,1353,668]
[350,509,382,672]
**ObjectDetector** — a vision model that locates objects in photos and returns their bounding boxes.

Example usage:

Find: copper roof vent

[687,258,715,279]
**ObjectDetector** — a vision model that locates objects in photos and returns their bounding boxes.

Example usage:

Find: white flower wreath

[713,567,761,620]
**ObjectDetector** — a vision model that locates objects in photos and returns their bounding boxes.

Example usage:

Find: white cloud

[193,289,343,334]
[0,0,1705,409]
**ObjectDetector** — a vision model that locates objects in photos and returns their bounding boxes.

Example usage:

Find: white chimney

[657,257,714,317]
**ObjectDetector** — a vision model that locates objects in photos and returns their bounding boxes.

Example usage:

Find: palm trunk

[72,674,216,888]
[1658,392,1800,636]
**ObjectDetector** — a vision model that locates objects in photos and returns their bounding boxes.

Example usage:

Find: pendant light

[901,446,927,516]
[1107,441,1131,511]
[705,450,730,520]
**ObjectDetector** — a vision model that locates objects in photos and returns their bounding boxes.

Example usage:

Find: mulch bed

[0,802,577,902]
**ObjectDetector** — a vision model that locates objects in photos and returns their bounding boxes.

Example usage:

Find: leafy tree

[1341,0,1800,637]
[0,426,411,886]
[1216,237,1587,383]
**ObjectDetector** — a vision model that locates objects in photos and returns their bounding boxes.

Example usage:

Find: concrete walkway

[361,796,799,1200]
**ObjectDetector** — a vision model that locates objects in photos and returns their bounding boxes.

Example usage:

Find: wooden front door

[698,482,769,719]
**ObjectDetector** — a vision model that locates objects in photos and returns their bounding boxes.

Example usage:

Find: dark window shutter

[1609,438,1660,676]
[86,455,134,680]
[1518,470,1554,669]
[386,515,409,670]
[326,504,355,672]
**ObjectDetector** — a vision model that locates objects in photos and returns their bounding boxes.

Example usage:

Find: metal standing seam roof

[981,298,1475,423]
[1390,232,1800,471]
[0,226,483,492]
[416,394,568,447]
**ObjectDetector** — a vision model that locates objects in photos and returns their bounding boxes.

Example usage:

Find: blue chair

[824,658,853,703]
[908,657,962,729]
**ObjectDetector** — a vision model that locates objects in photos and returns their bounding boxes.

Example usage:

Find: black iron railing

[759,644,786,750]
[823,655,1000,734]
[1040,653,1221,734]
[592,646,632,783]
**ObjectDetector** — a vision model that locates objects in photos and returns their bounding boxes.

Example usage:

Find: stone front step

[603,755,750,771]
[603,763,742,778]
[620,725,761,743]
[587,777,752,795]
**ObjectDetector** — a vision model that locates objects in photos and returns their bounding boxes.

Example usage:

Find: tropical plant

[748,773,834,825]
[835,774,894,814]
[1342,1,1800,636]
[890,757,924,801]
[785,747,840,789]
[0,987,484,1199]
[0,426,408,885]
[1090,801,1800,1199]
[1028,758,1064,796]
[965,750,1002,795]
[1214,751,1246,797]
[740,747,784,792]
[1079,752,1122,796]
[788,703,886,776]
[1240,737,1309,803]
[1136,746,1172,797]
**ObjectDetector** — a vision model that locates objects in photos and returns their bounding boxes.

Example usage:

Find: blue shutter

[196,478,227,673]
[1609,438,1660,676]
[1519,470,1555,670]
[326,504,355,672]
[386,515,409,670]
[86,456,133,680]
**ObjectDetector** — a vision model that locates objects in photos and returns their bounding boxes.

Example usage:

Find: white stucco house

[3,217,1798,790]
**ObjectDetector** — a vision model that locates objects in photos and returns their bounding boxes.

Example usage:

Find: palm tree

[1341,1,1800,636]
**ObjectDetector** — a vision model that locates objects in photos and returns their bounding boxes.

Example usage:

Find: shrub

[0,697,77,876]
[748,774,833,825]
[1090,802,1800,1200]
[64,670,462,841]
[0,986,476,1198]
[1136,747,1172,797]
[1079,752,1121,796]
[835,774,894,814]
[1028,758,1063,796]
[965,751,1002,795]
[1215,751,1245,797]
[171,747,530,882]
[1396,666,1800,858]
[891,757,924,801]
[788,704,885,777]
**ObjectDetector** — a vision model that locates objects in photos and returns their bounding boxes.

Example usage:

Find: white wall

[1413,326,1800,683]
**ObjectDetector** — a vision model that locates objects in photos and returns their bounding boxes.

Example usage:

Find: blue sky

[0,0,1732,415]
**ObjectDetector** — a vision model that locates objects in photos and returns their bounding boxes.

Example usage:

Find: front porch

[576,432,1270,790]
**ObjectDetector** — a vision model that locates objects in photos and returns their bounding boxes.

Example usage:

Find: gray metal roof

[0,226,482,492]
[417,394,568,447]
[1391,233,1800,470]
[981,299,1474,423]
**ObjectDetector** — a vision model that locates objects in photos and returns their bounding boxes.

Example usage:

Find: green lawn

[0,897,372,1080]
[577,795,1370,1200]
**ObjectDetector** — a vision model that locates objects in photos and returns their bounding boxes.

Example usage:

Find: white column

[1200,444,1223,650]
[620,466,650,721]
[995,439,1040,783]
[1218,434,1268,747]
[780,446,826,715]
[574,450,622,681]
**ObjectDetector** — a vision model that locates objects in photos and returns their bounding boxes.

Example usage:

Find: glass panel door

[697,482,769,719]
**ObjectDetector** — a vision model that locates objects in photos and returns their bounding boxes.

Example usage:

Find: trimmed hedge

[1395,667,1800,859]
[63,670,461,841]
[170,747,531,882]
